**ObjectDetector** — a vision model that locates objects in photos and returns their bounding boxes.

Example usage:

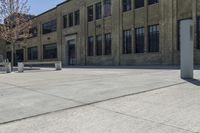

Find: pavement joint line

[92,105,197,133]
[0,79,197,126]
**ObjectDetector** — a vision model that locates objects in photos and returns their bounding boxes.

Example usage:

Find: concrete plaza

[0,67,200,133]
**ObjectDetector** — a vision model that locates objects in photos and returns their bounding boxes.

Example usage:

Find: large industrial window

[123,30,132,54]
[135,27,144,53]
[148,25,159,52]
[43,43,57,59]
[96,35,102,56]
[96,2,102,20]
[69,13,74,27]
[63,15,67,28]
[197,17,200,49]
[148,0,159,5]
[88,5,94,22]
[135,0,144,9]
[28,46,38,60]
[123,0,132,12]
[75,10,80,25]
[104,0,111,17]
[42,19,57,34]
[88,36,94,56]
[104,33,112,55]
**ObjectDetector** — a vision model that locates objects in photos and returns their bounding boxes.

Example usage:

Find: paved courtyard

[0,67,200,133]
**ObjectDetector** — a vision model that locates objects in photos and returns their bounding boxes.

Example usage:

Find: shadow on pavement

[184,78,200,86]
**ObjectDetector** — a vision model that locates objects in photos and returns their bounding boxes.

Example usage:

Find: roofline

[32,0,72,19]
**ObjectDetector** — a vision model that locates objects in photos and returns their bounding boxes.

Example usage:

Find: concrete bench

[0,62,11,73]
[18,61,62,73]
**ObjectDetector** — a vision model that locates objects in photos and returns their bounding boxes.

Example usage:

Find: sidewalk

[0,68,199,133]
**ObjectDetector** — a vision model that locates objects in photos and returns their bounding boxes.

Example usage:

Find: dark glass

[43,43,57,59]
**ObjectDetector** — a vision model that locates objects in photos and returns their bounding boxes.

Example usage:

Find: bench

[0,62,11,73]
[18,61,62,73]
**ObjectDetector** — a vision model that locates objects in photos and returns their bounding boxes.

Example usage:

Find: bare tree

[0,0,32,68]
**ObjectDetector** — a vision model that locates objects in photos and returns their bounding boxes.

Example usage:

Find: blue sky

[28,0,64,15]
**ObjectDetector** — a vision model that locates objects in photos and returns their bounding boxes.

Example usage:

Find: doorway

[68,39,76,65]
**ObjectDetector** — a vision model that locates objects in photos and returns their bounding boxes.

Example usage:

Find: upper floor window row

[88,0,111,22]
[63,10,80,28]
[123,0,159,11]
[42,19,57,34]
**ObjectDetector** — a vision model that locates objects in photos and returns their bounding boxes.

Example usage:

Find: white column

[180,19,194,79]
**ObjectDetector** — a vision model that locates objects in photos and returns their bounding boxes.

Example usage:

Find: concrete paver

[0,67,199,133]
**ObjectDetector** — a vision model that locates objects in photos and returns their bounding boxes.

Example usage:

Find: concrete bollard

[18,62,24,73]
[5,62,11,73]
[55,62,62,70]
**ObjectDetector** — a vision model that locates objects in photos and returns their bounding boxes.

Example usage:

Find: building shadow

[183,78,200,86]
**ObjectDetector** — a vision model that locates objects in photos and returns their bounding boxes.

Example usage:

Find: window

[88,5,93,22]
[135,0,144,9]
[96,2,102,20]
[63,15,68,28]
[148,0,159,5]
[96,35,102,56]
[104,33,112,55]
[42,19,57,34]
[135,27,144,53]
[69,13,74,27]
[197,17,200,49]
[148,25,159,52]
[104,0,111,17]
[6,51,11,62]
[28,46,38,60]
[123,0,132,12]
[88,36,94,56]
[75,10,80,25]
[43,43,57,59]
[123,30,132,54]
[29,27,38,37]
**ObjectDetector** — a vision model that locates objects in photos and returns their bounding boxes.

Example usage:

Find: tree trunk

[11,43,15,71]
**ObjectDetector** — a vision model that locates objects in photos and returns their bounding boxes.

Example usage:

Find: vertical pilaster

[112,0,121,65]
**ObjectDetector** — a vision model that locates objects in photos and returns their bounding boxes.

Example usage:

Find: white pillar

[180,19,194,79]
[18,62,24,73]
[5,62,11,73]
[55,62,62,70]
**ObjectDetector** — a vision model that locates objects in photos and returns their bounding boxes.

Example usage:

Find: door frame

[65,34,77,65]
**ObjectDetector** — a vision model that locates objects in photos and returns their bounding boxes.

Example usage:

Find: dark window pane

[88,5,94,22]
[42,19,57,34]
[16,49,24,62]
[28,46,38,60]
[43,43,57,59]
[96,2,102,20]
[69,13,74,27]
[104,0,111,17]
[148,25,159,52]
[104,33,112,55]
[63,15,68,28]
[135,27,144,53]
[148,0,159,5]
[135,0,144,8]
[123,0,132,12]
[75,10,80,25]
[29,27,38,37]
[96,35,102,56]
[123,29,132,54]
[88,36,94,56]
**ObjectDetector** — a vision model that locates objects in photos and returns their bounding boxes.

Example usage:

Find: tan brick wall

[5,0,200,66]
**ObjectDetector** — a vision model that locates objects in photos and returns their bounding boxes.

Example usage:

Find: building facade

[4,0,200,66]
